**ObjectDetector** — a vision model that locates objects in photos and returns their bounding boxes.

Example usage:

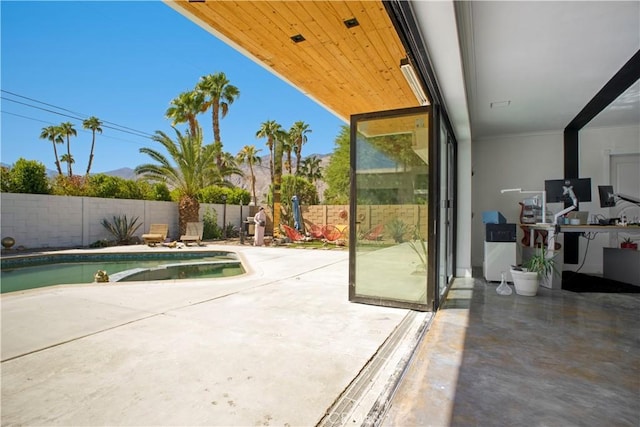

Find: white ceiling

[414,1,640,140]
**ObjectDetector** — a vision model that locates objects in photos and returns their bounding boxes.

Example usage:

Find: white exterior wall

[0,193,245,249]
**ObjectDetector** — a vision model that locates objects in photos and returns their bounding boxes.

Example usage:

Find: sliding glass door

[437,112,456,305]
[349,106,434,311]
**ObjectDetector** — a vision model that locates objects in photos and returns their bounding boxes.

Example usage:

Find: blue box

[482,211,507,224]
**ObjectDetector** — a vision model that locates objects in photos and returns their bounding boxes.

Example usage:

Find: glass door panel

[349,107,433,311]
[437,116,456,305]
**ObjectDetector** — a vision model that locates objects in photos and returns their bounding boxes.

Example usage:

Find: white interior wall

[471,131,564,268]
[576,124,640,273]
[471,124,640,273]
[456,139,473,277]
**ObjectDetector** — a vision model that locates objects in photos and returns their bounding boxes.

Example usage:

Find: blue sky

[1,1,346,173]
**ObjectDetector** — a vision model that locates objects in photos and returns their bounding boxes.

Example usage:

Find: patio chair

[180,221,204,246]
[321,224,344,243]
[142,224,168,246]
[282,224,308,243]
[361,223,384,241]
[309,224,324,239]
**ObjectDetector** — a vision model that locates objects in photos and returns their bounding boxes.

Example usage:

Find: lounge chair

[282,224,308,242]
[180,221,204,246]
[142,224,168,246]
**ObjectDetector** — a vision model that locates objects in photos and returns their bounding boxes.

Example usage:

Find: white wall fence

[0,193,249,249]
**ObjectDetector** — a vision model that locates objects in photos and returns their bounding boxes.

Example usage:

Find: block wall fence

[0,193,246,249]
[1,193,427,249]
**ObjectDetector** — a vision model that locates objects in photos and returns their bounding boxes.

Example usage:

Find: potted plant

[510,246,558,296]
[620,237,638,250]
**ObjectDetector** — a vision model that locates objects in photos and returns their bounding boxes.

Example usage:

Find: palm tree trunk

[249,163,257,205]
[212,101,221,142]
[52,143,63,175]
[66,136,73,176]
[179,195,200,236]
[86,132,96,175]
[212,102,222,168]
[268,139,274,184]
[295,147,302,175]
[188,117,198,137]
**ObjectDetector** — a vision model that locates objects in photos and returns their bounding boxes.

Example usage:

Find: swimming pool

[0,251,244,294]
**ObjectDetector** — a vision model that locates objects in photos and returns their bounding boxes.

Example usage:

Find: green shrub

[3,158,50,194]
[202,208,222,239]
[51,174,87,196]
[198,185,250,205]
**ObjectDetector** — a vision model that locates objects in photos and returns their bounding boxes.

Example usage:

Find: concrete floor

[381,276,640,426]
[2,244,639,426]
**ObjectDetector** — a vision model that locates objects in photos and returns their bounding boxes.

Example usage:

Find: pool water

[0,252,244,294]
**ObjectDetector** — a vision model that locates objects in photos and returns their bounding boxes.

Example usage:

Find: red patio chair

[309,224,324,239]
[282,224,307,242]
[321,225,344,242]
[362,223,384,241]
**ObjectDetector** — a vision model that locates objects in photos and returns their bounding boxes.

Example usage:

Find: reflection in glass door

[349,107,433,311]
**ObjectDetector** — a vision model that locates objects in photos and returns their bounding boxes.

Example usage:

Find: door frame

[348,105,437,311]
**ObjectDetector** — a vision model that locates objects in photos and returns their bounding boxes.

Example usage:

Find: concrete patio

[1,244,431,426]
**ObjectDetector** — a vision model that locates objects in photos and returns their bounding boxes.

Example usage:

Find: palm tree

[59,153,75,175]
[300,156,323,184]
[197,72,240,167]
[216,151,244,188]
[290,121,312,175]
[39,125,64,175]
[135,126,217,234]
[165,90,206,137]
[255,120,284,185]
[237,145,262,205]
[83,116,103,175]
[58,122,77,176]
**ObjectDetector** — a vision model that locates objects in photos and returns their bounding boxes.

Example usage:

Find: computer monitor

[545,178,592,203]
[598,185,616,207]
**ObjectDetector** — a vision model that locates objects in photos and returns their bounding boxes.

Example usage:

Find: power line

[2,89,87,117]
[1,97,154,139]
[1,90,155,139]
[1,110,150,147]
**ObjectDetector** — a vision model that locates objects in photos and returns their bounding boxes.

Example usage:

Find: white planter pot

[510,268,539,296]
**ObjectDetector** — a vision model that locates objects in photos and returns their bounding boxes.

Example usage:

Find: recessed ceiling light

[344,18,359,28]
[490,100,511,109]
[290,34,306,43]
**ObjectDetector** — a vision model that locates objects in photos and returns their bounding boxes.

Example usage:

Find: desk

[558,224,640,234]
[525,224,640,287]
[523,224,640,249]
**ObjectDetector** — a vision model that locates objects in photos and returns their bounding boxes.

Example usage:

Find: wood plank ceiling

[167,0,426,122]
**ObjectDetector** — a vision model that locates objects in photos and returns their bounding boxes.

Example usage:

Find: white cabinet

[483,242,517,282]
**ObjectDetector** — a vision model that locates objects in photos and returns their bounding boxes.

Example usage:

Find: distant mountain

[101,168,137,180]
[1,162,138,180]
